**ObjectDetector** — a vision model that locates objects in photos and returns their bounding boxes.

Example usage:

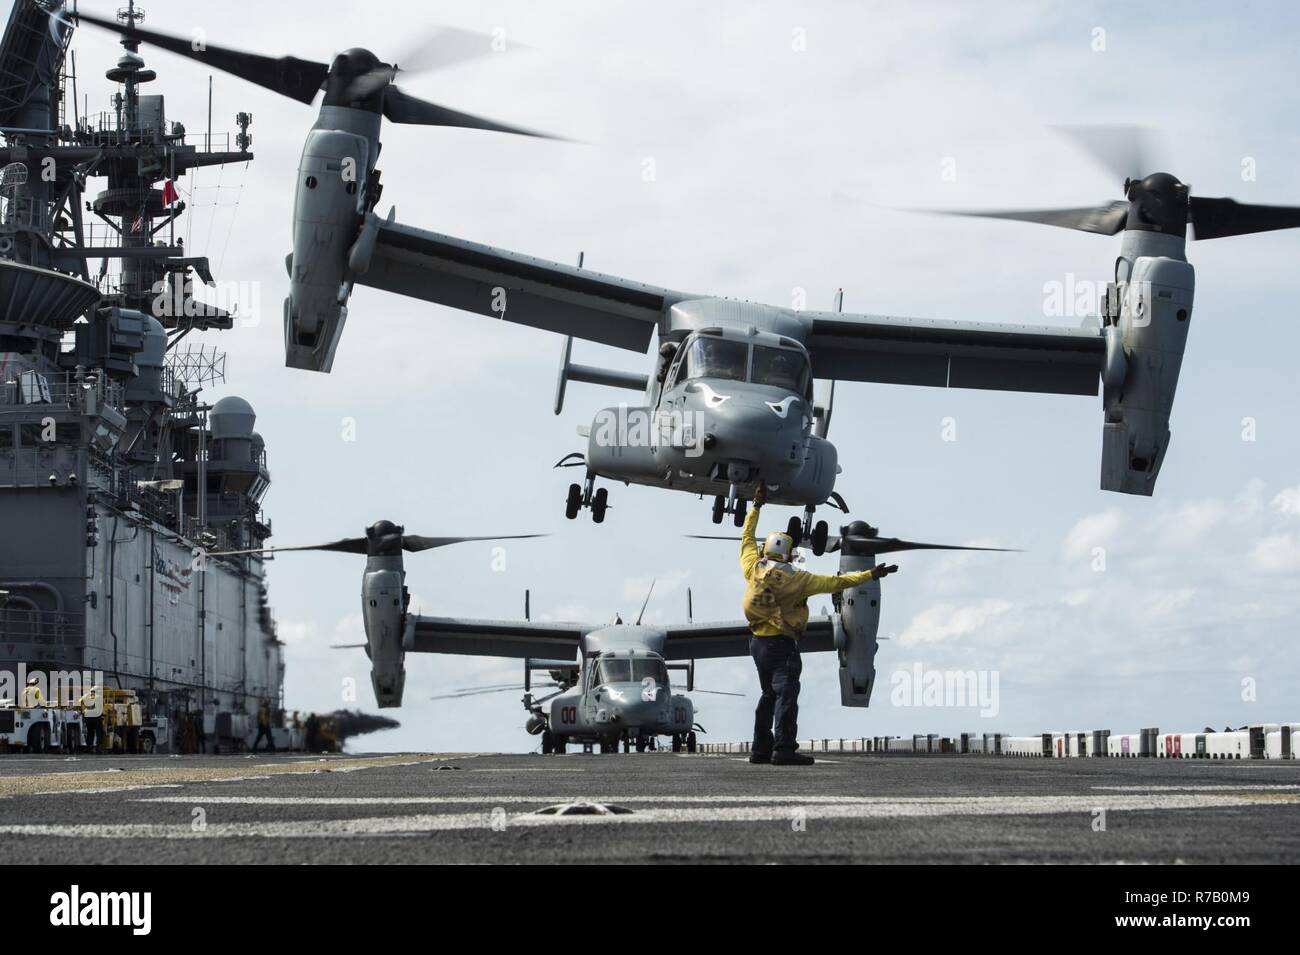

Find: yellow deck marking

[0,754,455,797]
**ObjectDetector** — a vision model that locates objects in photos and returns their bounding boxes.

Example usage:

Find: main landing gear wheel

[789,508,830,556]
[553,736,567,754]
[566,471,610,523]
[733,498,747,527]
[686,731,698,754]
[671,733,683,752]
[811,520,829,555]
[711,495,725,524]
[600,738,619,754]
[541,729,555,754]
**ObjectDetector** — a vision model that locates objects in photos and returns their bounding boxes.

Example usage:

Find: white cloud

[898,599,1014,646]
[1273,486,1300,517]
[1249,534,1300,574]
[1161,499,1226,545]
[1061,510,1122,562]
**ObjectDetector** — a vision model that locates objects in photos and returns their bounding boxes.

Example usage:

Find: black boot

[748,752,770,764]
[771,750,815,766]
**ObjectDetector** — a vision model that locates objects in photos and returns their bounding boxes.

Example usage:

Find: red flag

[162,179,179,206]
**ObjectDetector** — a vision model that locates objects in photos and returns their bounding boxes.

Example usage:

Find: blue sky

[51,0,1300,749]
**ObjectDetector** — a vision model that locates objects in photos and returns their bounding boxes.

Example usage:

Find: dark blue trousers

[750,635,802,756]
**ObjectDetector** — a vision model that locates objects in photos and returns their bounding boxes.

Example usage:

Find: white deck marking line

[35,784,185,796]
[3,791,1299,839]
[1093,784,1300,792]
[469,768,588,773]
[136,794,995,805]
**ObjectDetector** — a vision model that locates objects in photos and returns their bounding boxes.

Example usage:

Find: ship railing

[179,519,237,557]
[78,112,237,153]
[0,370,124,414]
[0,608,82,645]
[0,193,49,233]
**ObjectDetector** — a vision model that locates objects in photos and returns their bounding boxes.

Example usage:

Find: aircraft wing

[355,220,689,352]
[802,311,1106,396]
[660,617,835,660]
[406,616,587,660]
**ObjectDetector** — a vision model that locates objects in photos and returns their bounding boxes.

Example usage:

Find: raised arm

[740,505,761,580]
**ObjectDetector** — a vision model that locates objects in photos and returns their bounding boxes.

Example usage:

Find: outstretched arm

[799,567,875,597]
[799,562,899,597]
[740,504,761,580]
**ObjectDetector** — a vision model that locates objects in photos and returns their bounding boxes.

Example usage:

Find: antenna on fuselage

[635,578,656,626]
[686,587,693,623]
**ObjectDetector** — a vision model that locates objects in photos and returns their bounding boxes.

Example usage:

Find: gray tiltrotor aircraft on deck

[78,14,1300,540]
[220,520,1010,744]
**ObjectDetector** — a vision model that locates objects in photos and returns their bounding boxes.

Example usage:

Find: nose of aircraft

[596,682,668,724]
[681,384,808,480]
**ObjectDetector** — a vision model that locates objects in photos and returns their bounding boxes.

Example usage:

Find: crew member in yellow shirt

[741,486,897,765]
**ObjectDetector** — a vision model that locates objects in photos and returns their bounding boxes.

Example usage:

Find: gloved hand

[873,563,899,579]
[752,484,767,508]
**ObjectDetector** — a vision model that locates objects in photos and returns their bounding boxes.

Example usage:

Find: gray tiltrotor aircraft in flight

[78,14,1300,542]
[217,520,1008,744]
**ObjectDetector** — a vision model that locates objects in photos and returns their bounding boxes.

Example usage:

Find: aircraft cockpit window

[596,657,632,684]
[751,345,810,394]
[630,658,669,686]
[684,336,748,383]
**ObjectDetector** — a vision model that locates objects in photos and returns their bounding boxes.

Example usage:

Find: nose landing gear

[711,482,749,526]
[565,470,609,523]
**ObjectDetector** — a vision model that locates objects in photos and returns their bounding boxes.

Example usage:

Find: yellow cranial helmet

[763,531,794,562]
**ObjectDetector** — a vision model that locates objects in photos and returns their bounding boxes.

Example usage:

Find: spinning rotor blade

[689,688,746,697]
[393,25,519,74]
[685,534,1018,555]
[1052,124,1156,183]
[919,195,1300,241]
[935,125,1300,241]
[346,24,513,97]
[76,11,329,104]
[401,533,545,552]
[430,683,558,701]
[382,86,564,139]
[1188,197,1300,240]
[209,532,544,557]
[208,537,368,557]
[828,536,1021,555]
[922,201,1129,236]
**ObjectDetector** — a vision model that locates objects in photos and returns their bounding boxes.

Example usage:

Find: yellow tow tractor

[101,688,143,754]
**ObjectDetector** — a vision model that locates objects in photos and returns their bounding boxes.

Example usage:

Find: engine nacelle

[832,526,882,707]
[1100,241,1195,495]
[361,565,406,707]
[284,122,373,373]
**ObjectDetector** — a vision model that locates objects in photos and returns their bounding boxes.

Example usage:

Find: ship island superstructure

[0,0,282,741]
